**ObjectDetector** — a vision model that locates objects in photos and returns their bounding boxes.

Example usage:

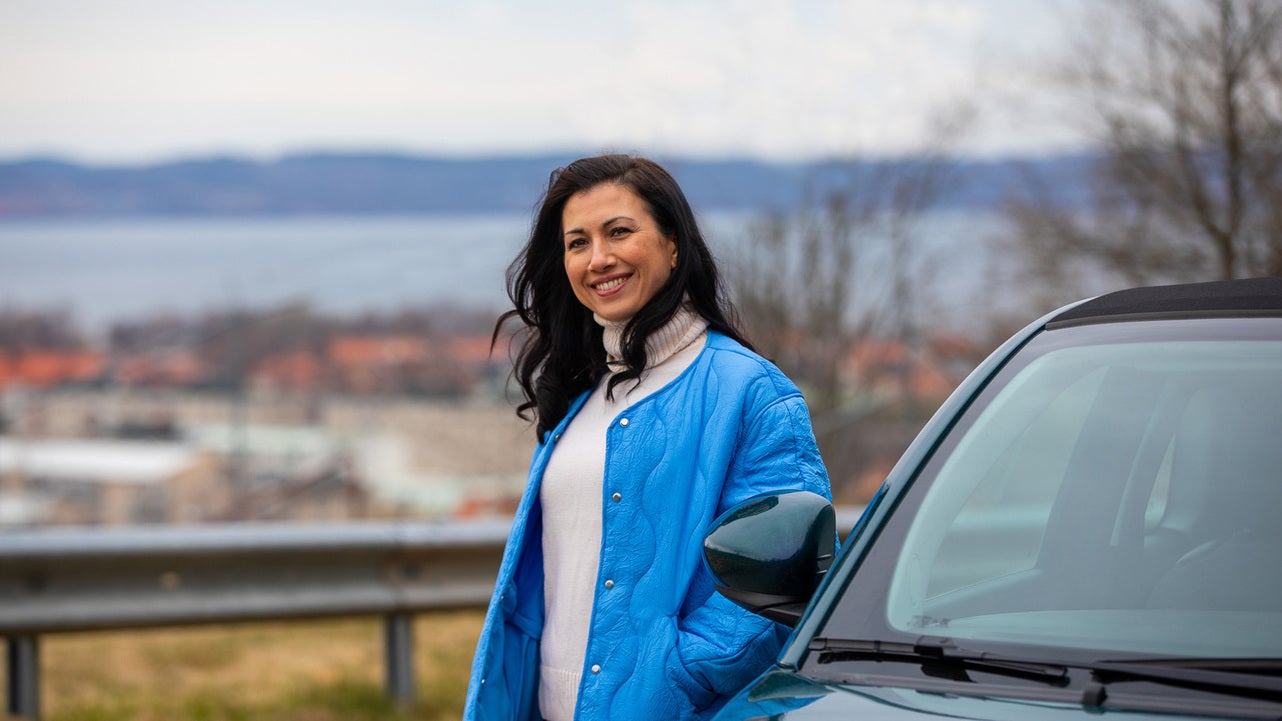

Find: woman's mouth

[592,275,630,295]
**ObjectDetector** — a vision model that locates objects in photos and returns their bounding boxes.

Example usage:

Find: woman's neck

[596,304,707,371]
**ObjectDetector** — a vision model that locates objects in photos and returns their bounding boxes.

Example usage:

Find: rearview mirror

[702,491,835,626]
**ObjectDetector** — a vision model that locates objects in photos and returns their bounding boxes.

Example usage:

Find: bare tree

[0,306,84,351]
[729,106,973,500]
[733,189,861,416]
[733,107,971,409]
[1009,0,1282,300]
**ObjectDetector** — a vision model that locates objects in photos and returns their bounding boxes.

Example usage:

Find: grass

[7,610,484,721]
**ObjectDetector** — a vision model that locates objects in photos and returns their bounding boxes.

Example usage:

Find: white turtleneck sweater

[538,306,709,721]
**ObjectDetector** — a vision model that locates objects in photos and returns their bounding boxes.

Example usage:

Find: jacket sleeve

[720,390,831,510]
[672,386,832,709]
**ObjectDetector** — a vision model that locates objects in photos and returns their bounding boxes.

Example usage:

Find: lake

[0,209,1015,338]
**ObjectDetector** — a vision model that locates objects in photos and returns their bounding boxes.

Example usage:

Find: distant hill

[0,151,1096,217]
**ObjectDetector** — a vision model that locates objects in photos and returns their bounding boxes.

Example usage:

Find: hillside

[0,152,1095,217]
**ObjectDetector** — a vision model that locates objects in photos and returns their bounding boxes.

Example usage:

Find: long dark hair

[495,154,752,436]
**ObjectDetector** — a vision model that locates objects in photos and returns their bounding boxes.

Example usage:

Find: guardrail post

[384,613,415,704]
[7,635,41,719]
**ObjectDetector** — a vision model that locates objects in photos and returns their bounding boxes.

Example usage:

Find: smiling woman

[463,154,832,721]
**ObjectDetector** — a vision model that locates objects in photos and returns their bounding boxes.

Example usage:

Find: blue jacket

[463,332,831,721]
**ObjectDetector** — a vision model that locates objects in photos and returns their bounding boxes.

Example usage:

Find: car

[704,277,1282,720]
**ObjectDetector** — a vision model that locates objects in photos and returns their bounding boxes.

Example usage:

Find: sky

[0,0,1088,164]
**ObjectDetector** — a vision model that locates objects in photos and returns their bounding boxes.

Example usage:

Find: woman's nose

[589,242,614,271]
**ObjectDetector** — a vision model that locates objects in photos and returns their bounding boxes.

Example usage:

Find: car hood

[711,669,1226,721]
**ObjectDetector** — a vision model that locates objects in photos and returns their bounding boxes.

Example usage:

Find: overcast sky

[0,0,1087,164]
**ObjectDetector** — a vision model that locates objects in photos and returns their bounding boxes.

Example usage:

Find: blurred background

[0,0,1067,525]
[1,0,1279,718]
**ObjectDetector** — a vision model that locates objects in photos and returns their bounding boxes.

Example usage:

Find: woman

[464,154,831,721]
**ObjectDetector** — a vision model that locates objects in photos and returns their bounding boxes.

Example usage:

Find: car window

[824,319,1282,661]
[914,361,1106,597]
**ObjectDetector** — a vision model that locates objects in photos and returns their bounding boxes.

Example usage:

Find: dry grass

[7,610,484,721]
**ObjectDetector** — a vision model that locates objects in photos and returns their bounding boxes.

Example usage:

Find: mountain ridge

[0,151,1095,217]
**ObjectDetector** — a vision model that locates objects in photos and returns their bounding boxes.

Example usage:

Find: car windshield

[822,318,1282,661]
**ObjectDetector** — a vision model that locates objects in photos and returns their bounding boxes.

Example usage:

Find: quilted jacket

[463,331,831,721]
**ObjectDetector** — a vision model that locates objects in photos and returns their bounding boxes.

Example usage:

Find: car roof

[1047,277,1282,329]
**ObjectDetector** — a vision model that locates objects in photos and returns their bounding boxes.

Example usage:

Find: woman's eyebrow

[563,215,635,237]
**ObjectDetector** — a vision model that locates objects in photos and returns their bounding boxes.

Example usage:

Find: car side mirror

[702,491,836,627]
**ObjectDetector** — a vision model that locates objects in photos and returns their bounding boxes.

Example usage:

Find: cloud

[0,0,1084,161]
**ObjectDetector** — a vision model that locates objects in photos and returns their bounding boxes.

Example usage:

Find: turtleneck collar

[595,303,708,372]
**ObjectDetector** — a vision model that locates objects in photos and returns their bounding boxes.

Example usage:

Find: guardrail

[2,506,867,719]
[0,520,511,719]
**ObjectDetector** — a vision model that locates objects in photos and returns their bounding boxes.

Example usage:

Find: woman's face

[562,183,678,323]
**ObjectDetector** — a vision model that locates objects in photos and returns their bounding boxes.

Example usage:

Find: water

[0,209,1014,337]
[0,214,532,332]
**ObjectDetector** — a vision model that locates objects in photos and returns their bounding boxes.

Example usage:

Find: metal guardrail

[1,506,868,719]
[0,519,511,719]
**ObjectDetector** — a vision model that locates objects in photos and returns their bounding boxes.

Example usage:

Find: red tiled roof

[447,335,504,365]
[0,350,104,387]
[115,350,207,386]
[252,351,322,389]
[328,336,429,366]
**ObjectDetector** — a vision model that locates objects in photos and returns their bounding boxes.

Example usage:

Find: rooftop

[1050,277,1282,328]
[0,438,201,485]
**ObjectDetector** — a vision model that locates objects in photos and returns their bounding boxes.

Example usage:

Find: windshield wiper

[809,638,1282,706]
[807,637,1071,687]
[1089,658,1282,702]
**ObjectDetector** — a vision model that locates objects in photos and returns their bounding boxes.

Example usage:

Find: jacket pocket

[669,597,790,718]
[659,617,720,716]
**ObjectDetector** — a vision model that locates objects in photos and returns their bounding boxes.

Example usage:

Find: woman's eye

[610,227,633,238]
[566,237,587,251]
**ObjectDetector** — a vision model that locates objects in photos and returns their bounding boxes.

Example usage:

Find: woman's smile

[591,274,630,295]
